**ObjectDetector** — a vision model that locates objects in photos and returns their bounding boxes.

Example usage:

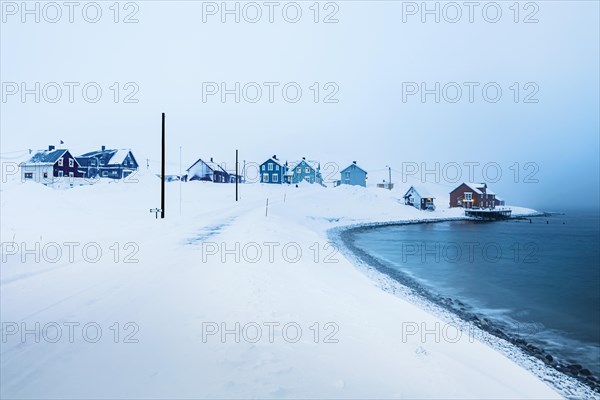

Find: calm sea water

[351,211,600,375]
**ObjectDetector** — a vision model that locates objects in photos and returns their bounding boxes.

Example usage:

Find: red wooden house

[449,182,497,209]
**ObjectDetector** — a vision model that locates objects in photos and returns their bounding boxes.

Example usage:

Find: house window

[305,167,310,173]
[273,174,278,182]
[69,158,74,167]
[262,165,265,171]
[464,192,472,201]
[102,171,108,177]
[345,172,350,179]
[268,163,273,171]
[58,158,63,167]
[296,167,301,173]
[24,172,33,179]
[58,171,63,177]
[43,172,48,178]
[276,165,279,171]
[69,172,74,178]
[263,173,269,183]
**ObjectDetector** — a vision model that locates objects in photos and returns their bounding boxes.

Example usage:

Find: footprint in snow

[415,346,428,358]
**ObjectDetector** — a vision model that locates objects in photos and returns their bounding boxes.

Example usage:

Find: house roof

[454,182,496,196]
[25,149,68,165]
[290,159,320,171]
[262,157,284,167]
[461,182,484,195]
[79,148,134,166]
[80,149,116,165]
[75,157,94,167]
[404,185,436,199]
[341,163,367,174]
[108,149,131,165]
[186,158,228,174]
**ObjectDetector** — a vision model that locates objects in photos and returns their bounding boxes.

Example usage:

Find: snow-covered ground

[0,171,595,399]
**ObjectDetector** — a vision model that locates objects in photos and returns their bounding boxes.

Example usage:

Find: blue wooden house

[337,161,367,187]
[185,157,230,183]
[285,157,323,185]
[260,155,287,184]
[77,146,138,179]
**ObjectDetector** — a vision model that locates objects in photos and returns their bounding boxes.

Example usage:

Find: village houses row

[20,146,504,210]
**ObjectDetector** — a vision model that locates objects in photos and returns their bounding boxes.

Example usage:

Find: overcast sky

[1,1,598,210]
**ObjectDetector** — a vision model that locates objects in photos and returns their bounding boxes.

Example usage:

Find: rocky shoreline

[330,217,600,397]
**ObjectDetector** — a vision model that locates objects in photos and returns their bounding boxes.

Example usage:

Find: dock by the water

[465,208,512,220]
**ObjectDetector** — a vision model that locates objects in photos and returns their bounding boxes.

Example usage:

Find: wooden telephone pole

[161,112,165,219]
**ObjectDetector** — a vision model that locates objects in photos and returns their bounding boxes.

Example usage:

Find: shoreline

[327,215,600,399]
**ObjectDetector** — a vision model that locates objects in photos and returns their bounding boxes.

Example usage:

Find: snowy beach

[2,172,598,399]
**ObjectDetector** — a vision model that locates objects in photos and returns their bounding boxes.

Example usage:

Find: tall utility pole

[386,164,392,190]
[179,145,182,215]
[235,149,239,201]
[161,113,165,219]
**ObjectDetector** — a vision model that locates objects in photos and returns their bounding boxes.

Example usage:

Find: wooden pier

[465,208,512,220]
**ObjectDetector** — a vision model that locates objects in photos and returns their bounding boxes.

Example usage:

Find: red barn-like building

[449,182,497,209]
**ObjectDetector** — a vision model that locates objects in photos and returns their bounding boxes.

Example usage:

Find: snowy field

[0,171,595,399]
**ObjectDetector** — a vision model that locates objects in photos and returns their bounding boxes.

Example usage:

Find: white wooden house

[403,186,436,210]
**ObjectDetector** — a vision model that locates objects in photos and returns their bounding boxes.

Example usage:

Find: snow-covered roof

[187,158,227,173]
[79,148,135,166]
[462,182,484,195]
[404,185,436,198]
[290,159,320,171]
[205,160,227,172]
[454,182,497,196]
[341,162,367,174]
[108,149,131,165]
[262,157,284,167]
[24,149,68,165]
